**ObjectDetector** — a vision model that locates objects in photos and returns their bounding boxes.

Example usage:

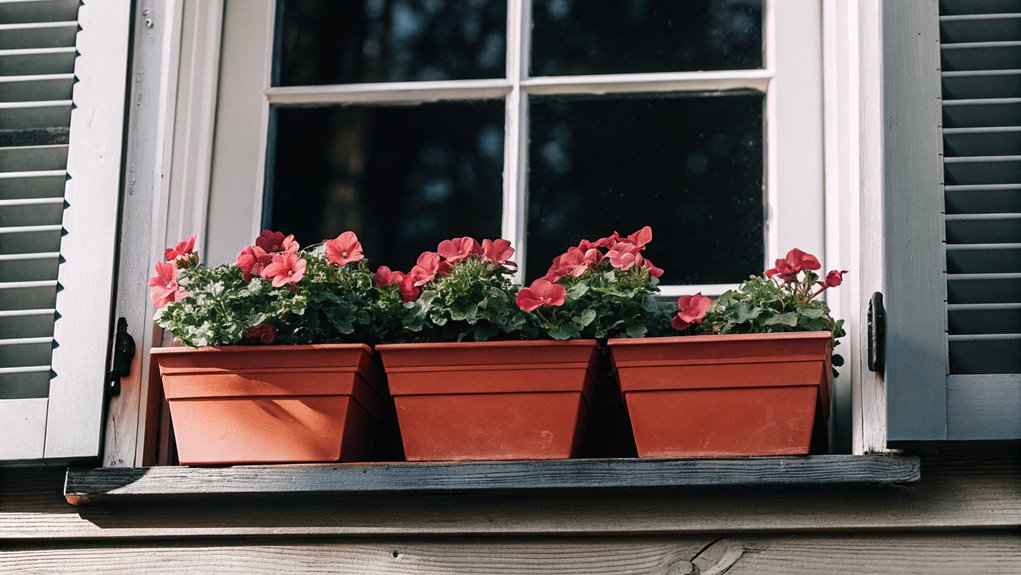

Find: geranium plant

[151,230,377,347]
[516,226,671,340]
[374,237,532,342]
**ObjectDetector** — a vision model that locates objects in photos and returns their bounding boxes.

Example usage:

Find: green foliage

[382,258,534,343]
[155,253,377,347]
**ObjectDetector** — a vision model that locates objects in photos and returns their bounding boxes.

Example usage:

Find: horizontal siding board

[947,374,1021,438]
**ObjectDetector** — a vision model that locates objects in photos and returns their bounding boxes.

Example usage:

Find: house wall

[2,449,1018,573]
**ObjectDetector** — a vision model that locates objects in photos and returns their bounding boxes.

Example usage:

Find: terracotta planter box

[376,340,600,461]
[151,344,386,465]
[608,332,833,457]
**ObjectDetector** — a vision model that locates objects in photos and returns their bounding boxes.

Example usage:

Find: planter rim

[150,343,372,355]
[608,331,833,347]
[376,339,599,351]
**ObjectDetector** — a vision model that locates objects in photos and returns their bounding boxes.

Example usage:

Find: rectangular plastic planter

[376,340,600,461]
[151,344,386,465]
[608,332,833,457]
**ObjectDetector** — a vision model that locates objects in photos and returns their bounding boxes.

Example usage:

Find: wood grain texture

[63,456,921,504]
[1,533,1019,574]
[1,449,1016,541]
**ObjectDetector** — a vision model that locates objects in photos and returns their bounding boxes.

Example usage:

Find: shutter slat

[0,47,76,75]
[0,336,53,369]
[0,145,67,171]
[947,272,1021,303]
[945,213,1021,244]
[943,155,1021,185]
[0,196,63,225]
[945,184,1021,213]
[942,41,1021,71]
[0,101,72,129]
[0,21,77,50]
[0,224,62,253]
[0,74,75,102]
[946,244,1021,273]
[0,252,59,281]
[939,0,1021,16]
[948,336,1021,374]
[0,308,55,338]
[943,98,1021,128]
[0,171,66,199]
[0,0,81,25]
[0,279,57,309]
[943,127,1021,155]
[940,14,1021,43]
[948,302,1021,334]
[942,70,1021,99]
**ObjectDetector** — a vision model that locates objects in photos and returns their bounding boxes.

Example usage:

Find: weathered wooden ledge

[64,455,920,505]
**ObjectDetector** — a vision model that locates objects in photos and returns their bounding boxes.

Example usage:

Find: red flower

[148,261,187,308]
[324,231,364,267]
[672,293,712,331]
[255,230,299,254]
[626,226,653,250]
[516,278,567,312]
[374,265,405,287]
[243,323,277,344]
[482,238,515,265]
[437,237,483,263]
[261,253,306,287]
[765,248,822,282]
[235,245,273,282]
[408,251,451,287]
[398,274,421,302]
[643,258,664,278]
[819,269,848,288]
[164,234,196,263]
[607,242,643,271]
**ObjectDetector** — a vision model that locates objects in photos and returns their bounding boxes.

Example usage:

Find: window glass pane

[531,0,763,76]
[275,0,507,86]
[268,102,505,271]
[527,94,764,285]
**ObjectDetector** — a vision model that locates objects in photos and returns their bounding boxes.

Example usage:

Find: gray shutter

[885,0,1021,444]
[0,0,130,462]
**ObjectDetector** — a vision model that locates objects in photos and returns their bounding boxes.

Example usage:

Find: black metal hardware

[867,292,885,373]
[107,317,135,396]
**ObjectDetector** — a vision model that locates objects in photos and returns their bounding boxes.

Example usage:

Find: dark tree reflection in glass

[532,0,763,76]
[268,103,504,271]
[527,94,764,285]
[276,0,507,86]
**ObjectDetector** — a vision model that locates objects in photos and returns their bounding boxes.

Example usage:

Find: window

[202,0,824,297]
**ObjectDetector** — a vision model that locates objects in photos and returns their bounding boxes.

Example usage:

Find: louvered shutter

[885,0,1021,444]
[0,0,130,462]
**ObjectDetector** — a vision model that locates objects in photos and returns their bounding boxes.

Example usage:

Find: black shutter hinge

[867,292,885,373]
[107,317,135,396]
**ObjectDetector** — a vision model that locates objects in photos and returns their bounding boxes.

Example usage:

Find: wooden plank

[1,533,1019,574]
[63,456,921,504]
[947,374,1021,439]
[883,0,949,442]
[1,450,1018,540]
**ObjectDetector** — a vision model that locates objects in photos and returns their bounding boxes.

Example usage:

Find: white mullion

[503,0,531,284]
[265,79,510,106]
[522,70,771,96]
[764,0,779,268]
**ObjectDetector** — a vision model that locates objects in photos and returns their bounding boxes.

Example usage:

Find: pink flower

[261,253,306,287]
[672,293,712,331]
[408,251,451,287]
[483,238,515,265]
[243,323,277,345]
[255,230,299,254]
[626,226,653,250]
[164,234,196,263]
[374,265,405,287]
[236,245,273,282]
[399,274,421,302]
[607,242,643,271]
[818,269,848,289]
[516,278,567,312]
[437,237,483,263]
[643,258,664,278]
[324,231,364,267]
[765,248,821,282]
[148,261,187,308]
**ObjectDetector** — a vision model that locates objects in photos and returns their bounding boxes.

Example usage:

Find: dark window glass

[268,102,505,271]
[531,0,763,76]
[527,94,764,285]
[275,0,507,86]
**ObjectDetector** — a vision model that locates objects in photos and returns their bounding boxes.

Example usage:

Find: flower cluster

[151,230,375,347]
[516,227,668,340]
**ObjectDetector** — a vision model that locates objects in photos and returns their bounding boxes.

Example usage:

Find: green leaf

[763,312,798,327]
[567,282,589,299]
[574,308,597,328]
[625,324,647,338]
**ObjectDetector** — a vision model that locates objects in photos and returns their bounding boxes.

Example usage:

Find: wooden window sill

[64,455,920,505]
